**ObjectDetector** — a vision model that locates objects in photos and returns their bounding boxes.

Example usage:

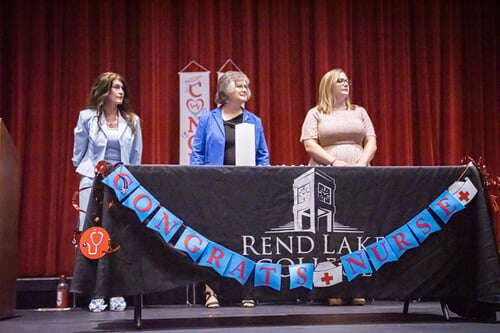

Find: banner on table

[121,186,160,222]
[254,262,282,291]
[365,239,398,271]
[174,226,209,262]
[198,241,233,276]
[429,191,465,224]
[101,165,480,289]
[224,252,255,285]
[146,207,184,243]
[179,70,210,165]
[101,164,140,201]
[313,261,343,287]
[289,263,314,290]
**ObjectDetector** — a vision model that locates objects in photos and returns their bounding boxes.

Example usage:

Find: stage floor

[1,301,498,333]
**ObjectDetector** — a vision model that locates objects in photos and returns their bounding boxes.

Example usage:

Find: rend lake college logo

[266,168,363,234]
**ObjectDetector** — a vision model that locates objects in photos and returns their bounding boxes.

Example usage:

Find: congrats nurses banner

[178,70,210,165]
[72,165,500,306]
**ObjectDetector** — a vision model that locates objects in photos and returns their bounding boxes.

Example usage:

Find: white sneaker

[110,296,127,311]
[89,298,107,312]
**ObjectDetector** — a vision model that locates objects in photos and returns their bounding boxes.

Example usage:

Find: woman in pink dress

[301,68,376,167]
[300,68,377,305]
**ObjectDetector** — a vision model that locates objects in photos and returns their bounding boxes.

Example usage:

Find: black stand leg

[134,294,143,329]
[440,300,450,321]
[403,300,410,314]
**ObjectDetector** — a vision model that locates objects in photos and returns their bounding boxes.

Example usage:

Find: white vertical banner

[178,71,210,165]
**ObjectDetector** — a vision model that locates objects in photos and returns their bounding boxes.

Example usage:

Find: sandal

[328,297,344,306]
[241,299,256,308]
[204,292,220,308]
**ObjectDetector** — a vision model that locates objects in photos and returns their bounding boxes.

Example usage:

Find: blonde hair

[87,72,137,133]
[215,71,251,105]
[317,68,352,113]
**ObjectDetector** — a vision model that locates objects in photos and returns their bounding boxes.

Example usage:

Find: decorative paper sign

[407,209,441,243]
[254,263,282,291]
[341,250,373,282]
[289,264,314,290]
[223,252,255,285]
[313,261,343,287]
[429,191,465,223]
[235,123,256,166]
[122,186,160,222]
[146,207,183,243]
[174,227,209,262]
[101,165,140,201]
[448,177,478,206]
[179,71,210,165]
[79,227,110,260]
[385,225,420,258]
[198,242,232,276]
[365,239,398,271]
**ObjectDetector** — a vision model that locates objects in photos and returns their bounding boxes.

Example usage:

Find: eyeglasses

[336,78,351,85]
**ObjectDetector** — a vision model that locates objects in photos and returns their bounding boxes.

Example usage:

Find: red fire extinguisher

[56,275,69,308]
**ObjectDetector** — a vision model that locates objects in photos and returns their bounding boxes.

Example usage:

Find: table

[71,165,500,324]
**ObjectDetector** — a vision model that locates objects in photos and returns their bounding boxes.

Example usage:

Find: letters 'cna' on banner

[178,69,210,165]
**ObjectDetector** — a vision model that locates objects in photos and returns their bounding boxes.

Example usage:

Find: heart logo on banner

[186,98,204,114]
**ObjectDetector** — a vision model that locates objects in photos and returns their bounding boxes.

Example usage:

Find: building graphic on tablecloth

[266,168,362,234]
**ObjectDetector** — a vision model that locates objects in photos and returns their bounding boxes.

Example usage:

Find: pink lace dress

[300,106,376,166]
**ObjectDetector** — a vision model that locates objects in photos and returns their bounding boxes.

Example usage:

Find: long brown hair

[87,72,137,133]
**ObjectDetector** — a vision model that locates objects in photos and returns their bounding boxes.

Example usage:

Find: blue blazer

[72,109,143,177]
[190,108,269,166]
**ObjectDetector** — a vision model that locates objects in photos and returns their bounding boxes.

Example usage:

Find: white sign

[235,123,255,166]
[179,71,210,165]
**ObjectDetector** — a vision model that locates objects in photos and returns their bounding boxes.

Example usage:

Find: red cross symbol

[458,191,470,202]
[321,272,333,285]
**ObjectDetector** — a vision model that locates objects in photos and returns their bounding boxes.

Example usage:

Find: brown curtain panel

[0,0,498,277]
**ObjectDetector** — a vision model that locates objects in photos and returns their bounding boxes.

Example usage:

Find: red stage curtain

[0,0,497,277]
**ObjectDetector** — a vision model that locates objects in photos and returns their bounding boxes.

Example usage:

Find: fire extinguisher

[56,275,69,308]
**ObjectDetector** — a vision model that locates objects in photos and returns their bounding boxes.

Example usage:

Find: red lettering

[113,172,132,191]
[184,234,202,253]
[207,247,224,268]
[133,194,152,212]
[187,135,194,150]
[415,217,431,235]
[437,196,456,216]
[370,241,390,261]
[347,252,367,273]
[155,211,179,234]
[392,232,411,250]
[297,266,307,285]
[259,266,277,285]
[188,116,198,133]
[188,81,202,97]
[229,260,246,279]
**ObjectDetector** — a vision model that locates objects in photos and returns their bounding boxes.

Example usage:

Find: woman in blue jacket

[190,71,269,308]
[72,72,142,312]
[190,71,269,166]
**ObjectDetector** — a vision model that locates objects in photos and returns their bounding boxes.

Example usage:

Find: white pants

[78,176,94,231]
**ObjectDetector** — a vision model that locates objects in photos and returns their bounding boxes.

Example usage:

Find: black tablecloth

[72,165,499,314]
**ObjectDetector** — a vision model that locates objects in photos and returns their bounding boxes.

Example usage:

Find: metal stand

[402,299,451,320]
[185,283,197,306]
[440,300,451,321]
[403,299,409,314]
[134,294,143,329]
